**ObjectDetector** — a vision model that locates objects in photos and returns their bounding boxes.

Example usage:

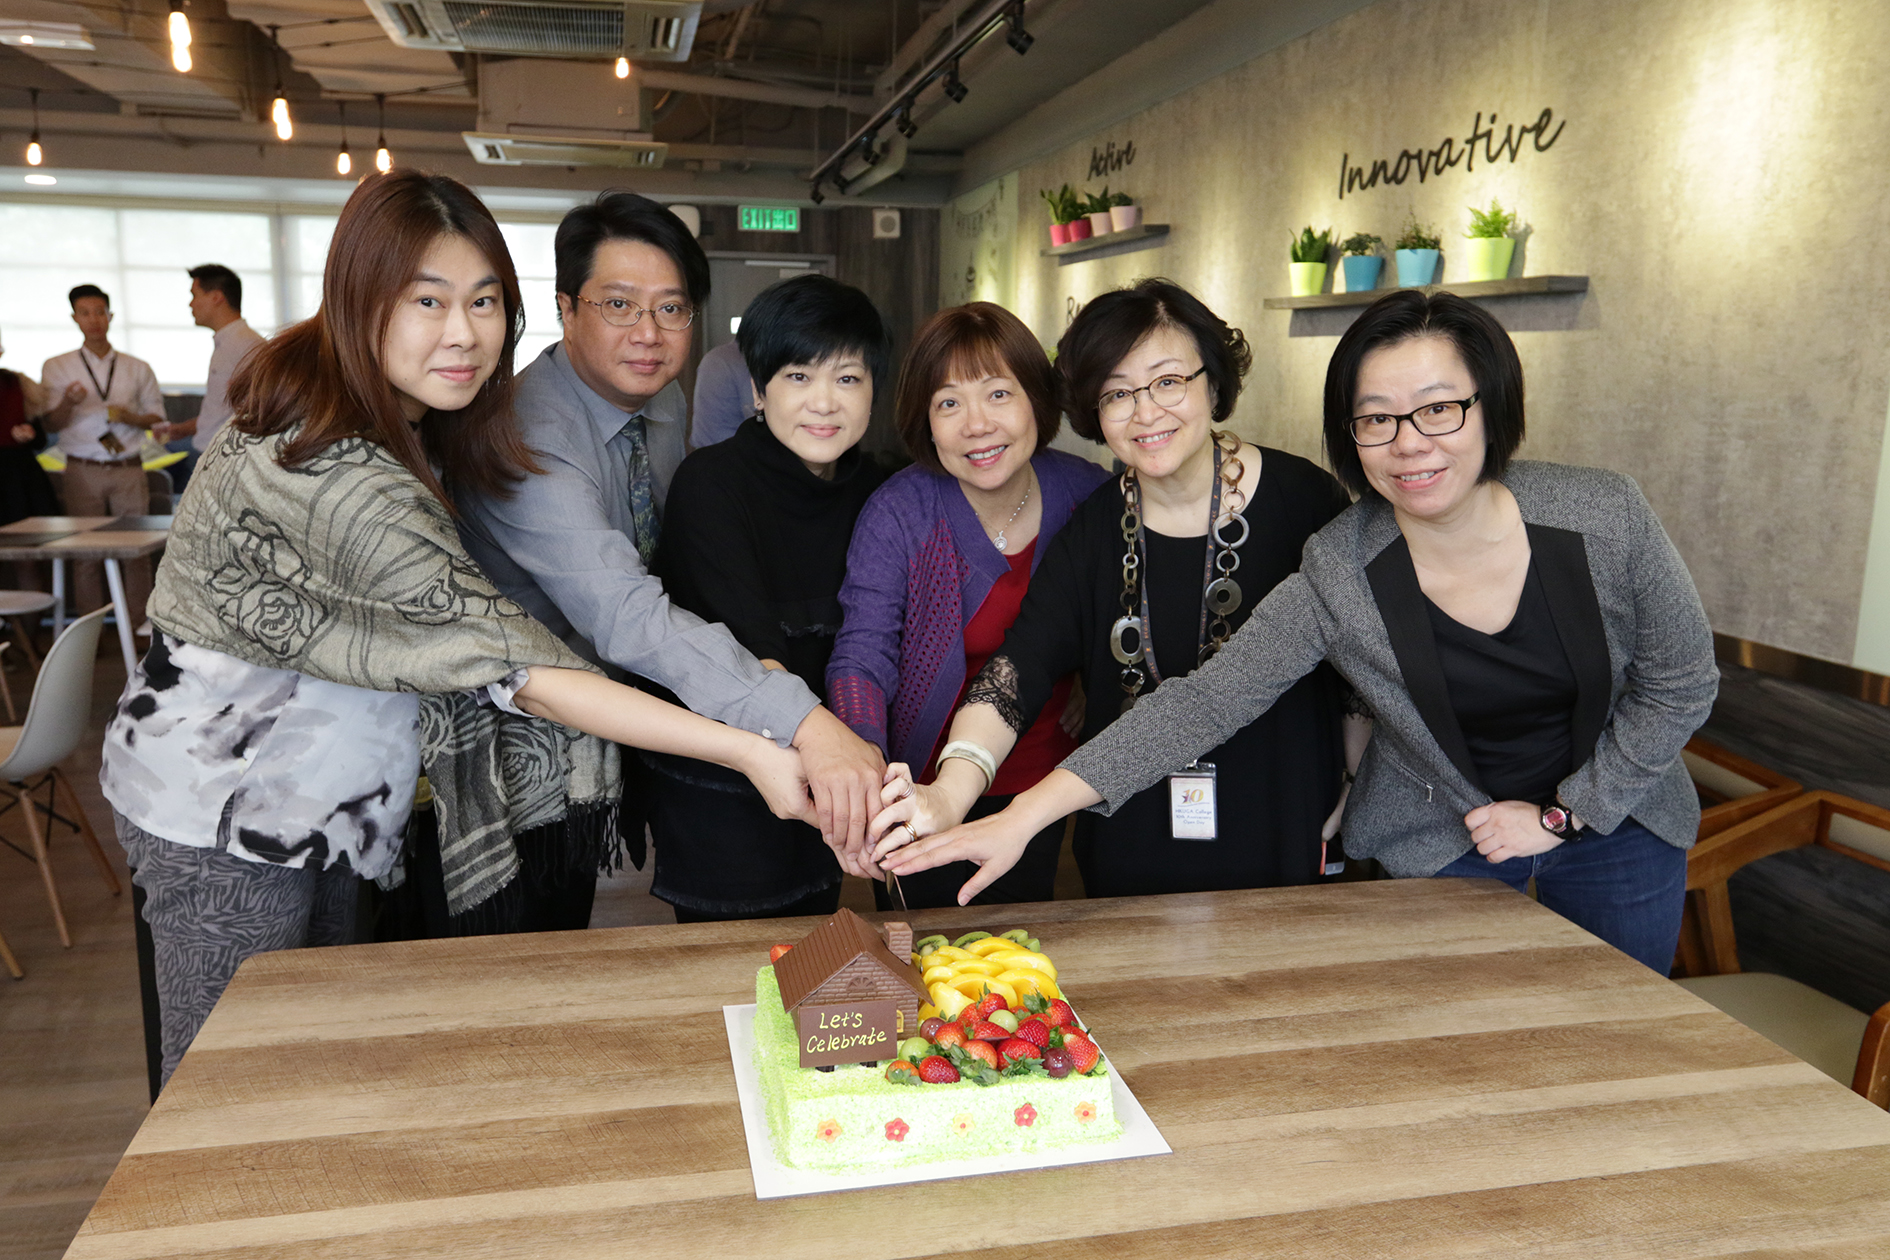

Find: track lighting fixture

[1005,1,1033,54]
[26,87,43,165]
[943,58,967,103]
[168,0,192,72]
[894,104,916,138]
[809,184,825,205]
[374,93,391,171]
[335,101,351,175]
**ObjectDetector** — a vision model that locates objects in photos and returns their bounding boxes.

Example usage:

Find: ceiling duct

[464,131,668,167]
[366,0,701,61]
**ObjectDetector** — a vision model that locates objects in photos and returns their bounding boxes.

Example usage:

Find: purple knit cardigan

[827,449,1111,770]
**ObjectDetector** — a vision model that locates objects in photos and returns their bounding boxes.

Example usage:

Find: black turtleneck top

[656,416,890,698]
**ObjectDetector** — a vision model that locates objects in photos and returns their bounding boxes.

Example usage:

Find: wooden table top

[66,880,1890,1259]
[0,515,169,561]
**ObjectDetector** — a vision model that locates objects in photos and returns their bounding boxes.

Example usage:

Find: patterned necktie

[620,415,661,569]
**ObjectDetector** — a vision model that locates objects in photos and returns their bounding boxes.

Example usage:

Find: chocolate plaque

[796,1000,897,1068]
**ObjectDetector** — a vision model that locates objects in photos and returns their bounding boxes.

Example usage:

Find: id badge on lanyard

[1168,760,1218,841]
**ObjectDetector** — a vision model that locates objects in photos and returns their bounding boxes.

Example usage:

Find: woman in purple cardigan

[828,303,1109,907]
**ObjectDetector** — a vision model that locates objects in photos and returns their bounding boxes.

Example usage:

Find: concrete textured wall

[941,0,1890,666]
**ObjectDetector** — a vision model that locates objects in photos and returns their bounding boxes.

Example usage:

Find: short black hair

[737,274,892,395]
[554,190,709,308]
[68,284,110,309]
[1056,278,1252,441]
[1321,290,1525,496]
[188,263,243,313]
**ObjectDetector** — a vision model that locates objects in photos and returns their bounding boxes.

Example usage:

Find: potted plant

[1041,185,1082,247]
[1107,190,1140,233]
[1084,189,1117,238]
[1461,198,1519,281]
[1394,212,1442,286]
[1288,226,1333,296]
[1339,233,1383,293]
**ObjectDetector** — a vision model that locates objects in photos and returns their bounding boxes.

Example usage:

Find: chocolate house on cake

[773,908,929,1033]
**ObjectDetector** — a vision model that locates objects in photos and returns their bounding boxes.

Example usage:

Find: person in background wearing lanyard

[152,264,267,493]
[40,284,166,629]
[868,279,1365,900]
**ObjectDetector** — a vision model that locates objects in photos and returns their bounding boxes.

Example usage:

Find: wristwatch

[1539,803,1582,838]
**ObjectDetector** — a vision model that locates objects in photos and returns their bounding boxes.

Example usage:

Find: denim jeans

[1431,816,1687,972]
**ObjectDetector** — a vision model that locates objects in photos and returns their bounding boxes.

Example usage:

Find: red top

[925,539,1077,796]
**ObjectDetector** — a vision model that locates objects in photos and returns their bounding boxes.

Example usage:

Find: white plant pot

[1109,204,1142,232]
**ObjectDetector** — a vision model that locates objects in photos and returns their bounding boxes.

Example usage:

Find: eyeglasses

[1348,393,1480,447]
[1097,364,1207,424]
[575,295,695,331]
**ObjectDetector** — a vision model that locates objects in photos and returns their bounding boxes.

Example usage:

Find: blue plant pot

[1395,248,1440,287]
[1341,255,1383,293]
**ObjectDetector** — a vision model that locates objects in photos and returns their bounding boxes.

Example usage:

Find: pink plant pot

[1087,211,1114,237]
[1050,222,1072,247]
[1109,205,1141,232]
[1068,218,1093,242]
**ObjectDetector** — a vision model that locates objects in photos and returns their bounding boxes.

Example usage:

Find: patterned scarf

[148,424,621,917]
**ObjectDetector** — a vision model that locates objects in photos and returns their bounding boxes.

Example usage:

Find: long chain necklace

[1108,431,1248,714]
[981,475,1032,553]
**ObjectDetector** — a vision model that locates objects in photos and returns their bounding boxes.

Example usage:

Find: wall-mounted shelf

[1263,275,1589,309]
[1040,223,1170,265]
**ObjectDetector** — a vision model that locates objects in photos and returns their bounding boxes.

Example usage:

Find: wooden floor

[0,640,1880,1260]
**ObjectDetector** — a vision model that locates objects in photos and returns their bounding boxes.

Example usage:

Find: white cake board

[723,1004,1172,1199]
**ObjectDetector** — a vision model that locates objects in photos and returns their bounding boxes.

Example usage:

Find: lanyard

[1134,441,1224,688]
[79,350,117,402]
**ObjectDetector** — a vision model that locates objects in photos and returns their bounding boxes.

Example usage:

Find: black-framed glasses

[1097,364,1207,424]
[575,294,695,331]
[1348,393,1480,447]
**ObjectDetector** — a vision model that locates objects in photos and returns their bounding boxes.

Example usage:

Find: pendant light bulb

[337,147,351,175]
[615,55,630,78]
[25,89,43,166]
[272,93,293,140]
[373,93,392,172]
[168,3,192,72]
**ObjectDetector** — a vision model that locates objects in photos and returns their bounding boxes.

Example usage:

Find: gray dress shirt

[689,339,756,449]
[458,342,816,744]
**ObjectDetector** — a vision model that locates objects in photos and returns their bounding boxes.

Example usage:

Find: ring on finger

[897,821,920,845]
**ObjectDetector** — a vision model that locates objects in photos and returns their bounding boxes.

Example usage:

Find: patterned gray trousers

[114,813,356,1088]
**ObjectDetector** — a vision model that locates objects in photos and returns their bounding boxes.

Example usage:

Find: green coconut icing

[753,966,1122,1172]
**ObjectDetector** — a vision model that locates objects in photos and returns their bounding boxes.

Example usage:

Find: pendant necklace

[985,478,1032,552]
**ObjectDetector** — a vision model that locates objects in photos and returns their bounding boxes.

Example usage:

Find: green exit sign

[740,205,800,232]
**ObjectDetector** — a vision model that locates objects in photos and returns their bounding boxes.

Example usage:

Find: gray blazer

[1061,461,1719,877]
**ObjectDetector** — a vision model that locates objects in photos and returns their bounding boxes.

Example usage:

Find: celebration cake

[752,909,1121,1172]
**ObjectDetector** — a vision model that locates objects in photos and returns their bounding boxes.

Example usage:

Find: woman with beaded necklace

[867,279,1360,899]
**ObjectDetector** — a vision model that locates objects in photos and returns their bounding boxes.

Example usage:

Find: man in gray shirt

[459,193,885,914]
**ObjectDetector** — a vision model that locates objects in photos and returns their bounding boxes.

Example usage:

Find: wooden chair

[0,607,120,948]
[1675,791,1890,1108]
[1671,736,1801,977]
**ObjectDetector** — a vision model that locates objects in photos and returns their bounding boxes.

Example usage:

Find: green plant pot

[1289,261,1328,296]
[1460,237,1516,282]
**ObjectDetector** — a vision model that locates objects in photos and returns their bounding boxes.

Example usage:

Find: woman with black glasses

[880,289,1717,974]
[868,279,1356,899]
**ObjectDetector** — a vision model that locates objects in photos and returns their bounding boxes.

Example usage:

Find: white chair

[0,607,121,948]
[0,587,53,667]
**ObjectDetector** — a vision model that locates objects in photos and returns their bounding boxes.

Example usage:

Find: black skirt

[643,751,842,916]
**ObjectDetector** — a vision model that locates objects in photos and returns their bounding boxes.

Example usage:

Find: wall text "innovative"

[1338,108,1566,199]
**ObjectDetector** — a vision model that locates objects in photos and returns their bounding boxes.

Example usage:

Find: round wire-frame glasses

[575,295,696,331]
[1097,364,1208,424]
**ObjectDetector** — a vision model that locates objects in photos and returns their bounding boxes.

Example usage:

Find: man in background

[154,264,266,488]
[688,338,755,448]
[41,284,164,625]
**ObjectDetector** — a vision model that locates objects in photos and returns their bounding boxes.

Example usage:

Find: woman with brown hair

[99,171,813,1087]
[825,301,1107,907]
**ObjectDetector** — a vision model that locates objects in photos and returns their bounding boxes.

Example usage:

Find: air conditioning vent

[463,130,669,168]
[367,0,700,61]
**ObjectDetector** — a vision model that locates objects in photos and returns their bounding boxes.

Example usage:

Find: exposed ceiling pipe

[719,0,761,61]
[635,66,870,112]
[874,0,987,97]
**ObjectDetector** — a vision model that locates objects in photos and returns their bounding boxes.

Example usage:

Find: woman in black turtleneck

[648,275,892,921]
